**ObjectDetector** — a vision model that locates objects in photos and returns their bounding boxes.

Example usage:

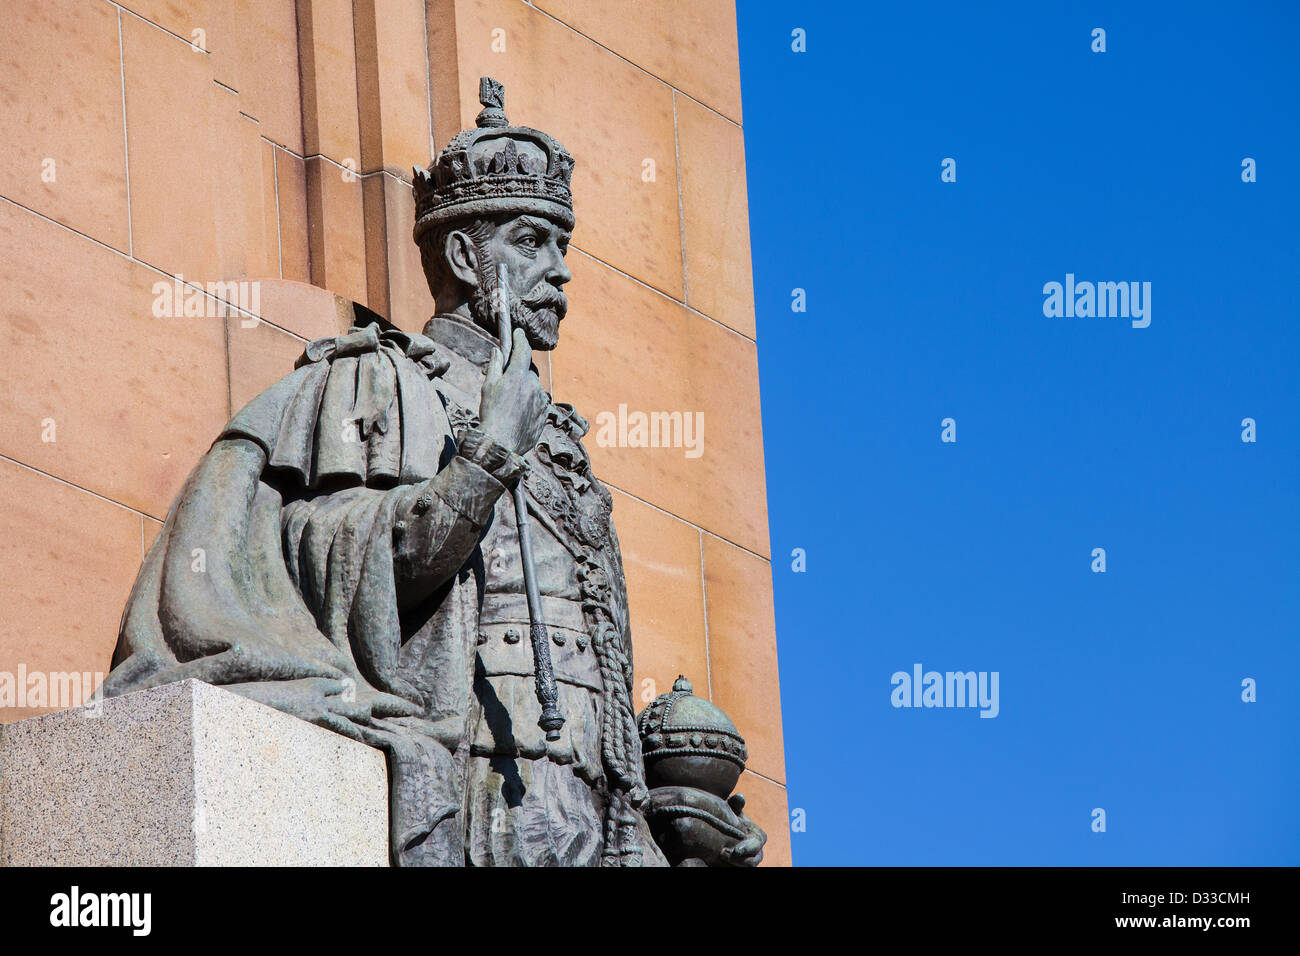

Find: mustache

[518,282,567,318]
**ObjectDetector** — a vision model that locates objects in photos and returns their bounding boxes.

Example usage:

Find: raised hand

[478,326,549,457]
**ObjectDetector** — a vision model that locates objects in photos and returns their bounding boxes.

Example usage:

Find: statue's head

[413,77,575,351]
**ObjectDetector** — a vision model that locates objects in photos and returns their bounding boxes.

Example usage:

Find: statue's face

[468,213,572,351]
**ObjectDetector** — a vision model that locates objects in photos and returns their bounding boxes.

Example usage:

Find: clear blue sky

[738,0,1299,865]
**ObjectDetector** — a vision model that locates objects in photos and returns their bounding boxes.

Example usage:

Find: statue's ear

[444,229,480,288]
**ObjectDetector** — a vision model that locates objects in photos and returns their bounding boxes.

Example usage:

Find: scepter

[496,262,565,741]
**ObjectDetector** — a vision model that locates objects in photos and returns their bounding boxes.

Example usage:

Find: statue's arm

[391,325,548,609]
[391,426,524,609]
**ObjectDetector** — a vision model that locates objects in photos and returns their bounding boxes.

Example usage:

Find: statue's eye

[516,234,539,250]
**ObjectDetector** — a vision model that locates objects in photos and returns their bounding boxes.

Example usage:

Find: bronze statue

[103,77,766,867]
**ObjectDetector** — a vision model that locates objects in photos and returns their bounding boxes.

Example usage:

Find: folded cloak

[103,322,486,864]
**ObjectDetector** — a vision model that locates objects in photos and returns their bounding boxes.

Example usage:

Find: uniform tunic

[422,314,664,867]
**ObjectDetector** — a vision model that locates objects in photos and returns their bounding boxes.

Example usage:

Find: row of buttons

[477,628,589,651]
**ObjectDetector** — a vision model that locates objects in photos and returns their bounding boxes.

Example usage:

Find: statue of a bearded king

[102,77,766,867]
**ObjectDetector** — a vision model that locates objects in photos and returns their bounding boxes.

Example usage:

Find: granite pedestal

[0,680,389,866]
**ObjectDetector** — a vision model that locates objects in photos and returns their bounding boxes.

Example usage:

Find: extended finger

[326,696,373,723]
[315,711,365,742]
[486,345,504,385]
[509,326,533,373]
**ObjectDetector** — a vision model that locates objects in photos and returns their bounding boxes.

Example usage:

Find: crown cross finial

[476,76,508,128]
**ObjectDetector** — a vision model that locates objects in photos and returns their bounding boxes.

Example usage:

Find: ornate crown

[412,76,575,243]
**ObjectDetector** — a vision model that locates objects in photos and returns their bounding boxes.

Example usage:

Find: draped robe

[103,319,664,866]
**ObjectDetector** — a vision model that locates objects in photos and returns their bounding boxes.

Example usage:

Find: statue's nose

[546,246,572,286]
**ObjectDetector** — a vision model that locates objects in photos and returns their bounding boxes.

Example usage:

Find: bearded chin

[469,276,561,351]
[513,300,560,350]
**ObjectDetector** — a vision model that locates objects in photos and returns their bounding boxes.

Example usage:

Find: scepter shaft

[496,263,565,742]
